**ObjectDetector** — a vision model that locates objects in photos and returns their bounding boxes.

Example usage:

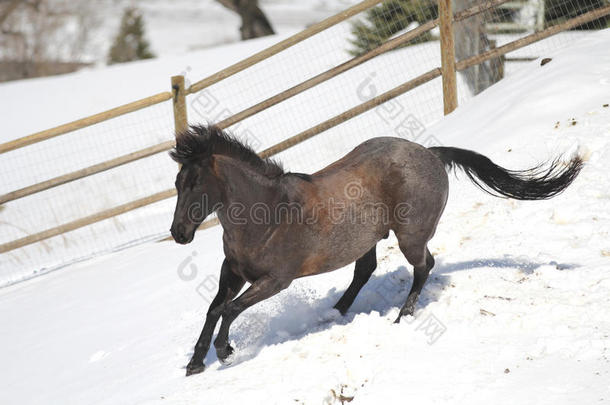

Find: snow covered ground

[1,29,609,404]
[1,0,598,285]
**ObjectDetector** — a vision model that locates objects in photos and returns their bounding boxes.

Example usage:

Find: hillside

[0,29,609,404]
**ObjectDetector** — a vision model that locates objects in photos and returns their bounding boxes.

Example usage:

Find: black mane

[170,124,284,177]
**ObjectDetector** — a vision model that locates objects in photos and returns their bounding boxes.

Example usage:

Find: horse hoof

[332,304,348,316]
[217,345,235,365]
[186,362,206,376]
[394,309,414,324]
[219,352,235,365]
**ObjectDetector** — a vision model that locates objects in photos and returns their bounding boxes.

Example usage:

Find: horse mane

[170,124,284,178]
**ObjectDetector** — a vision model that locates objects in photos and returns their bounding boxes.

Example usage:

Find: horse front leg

[186,258,245,376]
[213,276,290,363]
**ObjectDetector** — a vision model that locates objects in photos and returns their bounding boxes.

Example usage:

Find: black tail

[429,146,583,200]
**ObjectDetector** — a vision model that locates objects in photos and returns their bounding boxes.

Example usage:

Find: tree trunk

[453,0,503,95]
[217,0,275,40]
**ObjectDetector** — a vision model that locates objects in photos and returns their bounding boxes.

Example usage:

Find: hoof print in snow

[540,57,552,66]
[480,308,496,317]
[328,384,355,404]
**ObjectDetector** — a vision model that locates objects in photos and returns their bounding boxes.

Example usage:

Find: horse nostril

[171,223,189,243]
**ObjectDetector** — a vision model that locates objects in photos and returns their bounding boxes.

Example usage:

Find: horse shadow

[204,255,577,369]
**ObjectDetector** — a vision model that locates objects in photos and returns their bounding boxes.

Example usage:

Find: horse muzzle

[170,223,195,244]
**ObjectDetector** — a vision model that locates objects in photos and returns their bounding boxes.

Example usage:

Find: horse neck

[213,154,282,210]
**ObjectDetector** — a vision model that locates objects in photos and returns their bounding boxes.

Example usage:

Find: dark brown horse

[169,124,582,376]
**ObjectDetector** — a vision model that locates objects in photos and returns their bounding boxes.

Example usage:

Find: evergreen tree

[348,0,438,57]
[108,8,155,65]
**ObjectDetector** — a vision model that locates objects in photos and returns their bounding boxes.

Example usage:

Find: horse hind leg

[333,245,377,315]
[394,238,435,323]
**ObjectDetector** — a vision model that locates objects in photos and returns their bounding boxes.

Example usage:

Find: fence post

[171,75,188,134]
[439,0,458,115]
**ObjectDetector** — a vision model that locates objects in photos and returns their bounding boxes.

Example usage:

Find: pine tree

[108,8,155,65]
[348,0,438,57]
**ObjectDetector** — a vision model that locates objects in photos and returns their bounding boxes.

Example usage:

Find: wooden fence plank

[188,0,384,94]
[216,0,511,129]
[0,140,175,204]
[260,68,442,158]
[0,189,176,254]
[171,75,188,134]
[0,92,172,154]
[456,5,610,71]
[217,19,439,129]
[439,0,458,115]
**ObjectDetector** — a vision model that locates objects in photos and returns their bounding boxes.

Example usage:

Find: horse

[169,124,582,376]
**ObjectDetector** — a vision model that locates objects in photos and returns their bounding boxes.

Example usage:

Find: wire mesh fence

[0,0,608,287]
[0,101,176,284]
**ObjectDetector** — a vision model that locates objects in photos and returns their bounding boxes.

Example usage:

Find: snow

[1,0,598,286]
[48,0,354,66]
[0,25,461,286]
[1,28,609,404]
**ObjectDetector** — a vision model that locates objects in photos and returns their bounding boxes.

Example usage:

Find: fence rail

[0,92,172,154]
[186,0,385,94]
[1,0,609,256]
[0,0,510,206]
[0,189,176,254]
[0,140,175,204]
[456,4,610,71]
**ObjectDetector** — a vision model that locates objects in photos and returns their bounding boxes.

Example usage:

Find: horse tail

[428,146,583,200]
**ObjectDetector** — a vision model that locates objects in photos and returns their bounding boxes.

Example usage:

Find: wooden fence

[1,0,609,254]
